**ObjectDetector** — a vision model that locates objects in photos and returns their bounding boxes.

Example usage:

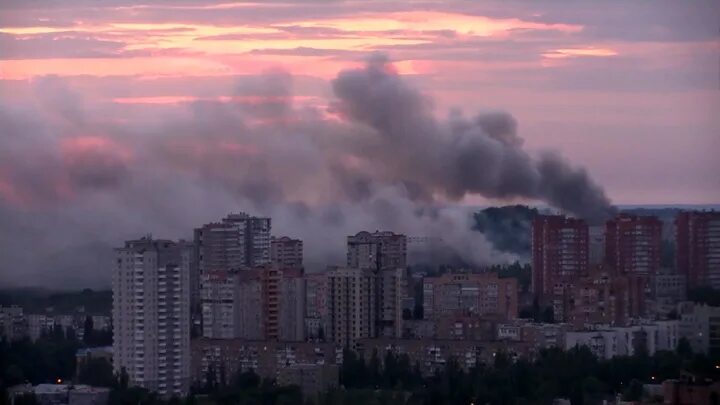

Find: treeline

[328,342,719,405]
[0,288,111,315]
[3,333,719,405]
[0,321,112,405]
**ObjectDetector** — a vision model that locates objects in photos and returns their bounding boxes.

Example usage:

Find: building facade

[676,211,720,289]
[193,213,272,274]
[423,272,518,321]
[347,231,407,271]
[305,272,329,340]
[605,214,662,275]
[327,267,377,348]
[270,236,303,269]
[112,237,191,396]
[532,215,589,320]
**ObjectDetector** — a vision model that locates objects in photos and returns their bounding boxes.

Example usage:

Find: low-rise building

[679,303,720,355]
[564,320,680,359]
[357,338,530,377]
[190,338,338,385]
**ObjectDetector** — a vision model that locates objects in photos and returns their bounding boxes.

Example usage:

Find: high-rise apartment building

[605,214,662,275]
[327,267,377,348]
[531,215,589,301]
[200,266,303,341]
[194,213,272,274]
[271,236,303,269]
[200,271,238,339]
[345,231,407,339]
[347,231,407,271]
[676,211,720,289]
[423,272,518,321]
[377,268,407,338]
[112,237,191,396]
[568,265,649,327]
[305,272,329,340]
[279,268,306,342]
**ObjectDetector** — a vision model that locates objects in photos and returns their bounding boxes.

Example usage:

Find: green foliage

[77,358,116,387]
[472,205,539,256]
[332,345,720,405]
[0,288,111,315]
[688,286,720,306]
[0,329,81,386]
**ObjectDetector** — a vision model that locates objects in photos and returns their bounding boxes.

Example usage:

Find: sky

[0,0,719,287]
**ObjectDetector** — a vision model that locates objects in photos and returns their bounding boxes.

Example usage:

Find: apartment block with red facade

[531,215,589,320]
[605,214,662,275]
[676,211,720,289]
[568,265,650,327]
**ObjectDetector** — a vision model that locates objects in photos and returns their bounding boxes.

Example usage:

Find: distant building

[678,302,720,355]
[279,268,306,342]
[9,384,110,405]
[68,385,111,405]
[532,215,588,321]
[0,306,27,341]
[327,267,377,348]
[270,236,303,269]
[565,321,679,359]
[423,272,518,321]
[27,314,54,341]
[345,231,408,340]
[650,272,687,316]
[201,266,304,342]
[377,268,408,338]
[190,339,338,385]
[605,214,662,275]
[435,315,498,341]
[676,211,720,289]
[112,237,190,396]
[347,231,407,271]
[304,272,329,340]
[589,226,605,266]
[357,338,528,377]
[568,266,650,327]
[194,213,272,273]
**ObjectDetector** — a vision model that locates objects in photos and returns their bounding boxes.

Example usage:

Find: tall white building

[113,237,191,397]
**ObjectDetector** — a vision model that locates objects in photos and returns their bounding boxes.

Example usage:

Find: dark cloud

[0,53,613,287]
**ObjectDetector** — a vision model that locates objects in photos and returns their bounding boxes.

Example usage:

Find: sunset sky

[1,0,719,286]
[2,0,719,204]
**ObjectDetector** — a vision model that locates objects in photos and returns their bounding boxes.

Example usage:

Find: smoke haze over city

[0,0,718,287]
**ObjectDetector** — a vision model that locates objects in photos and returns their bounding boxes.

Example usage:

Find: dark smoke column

[331,53,615,223]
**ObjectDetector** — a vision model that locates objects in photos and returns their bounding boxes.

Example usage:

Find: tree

[623,379,643,401]
[77,358,116,387]
[677,337,693,358]
[83,316,94,346]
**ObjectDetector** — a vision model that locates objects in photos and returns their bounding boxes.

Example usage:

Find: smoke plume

[0,54,613,287]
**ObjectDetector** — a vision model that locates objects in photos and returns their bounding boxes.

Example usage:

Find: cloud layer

[0,54,613,287]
